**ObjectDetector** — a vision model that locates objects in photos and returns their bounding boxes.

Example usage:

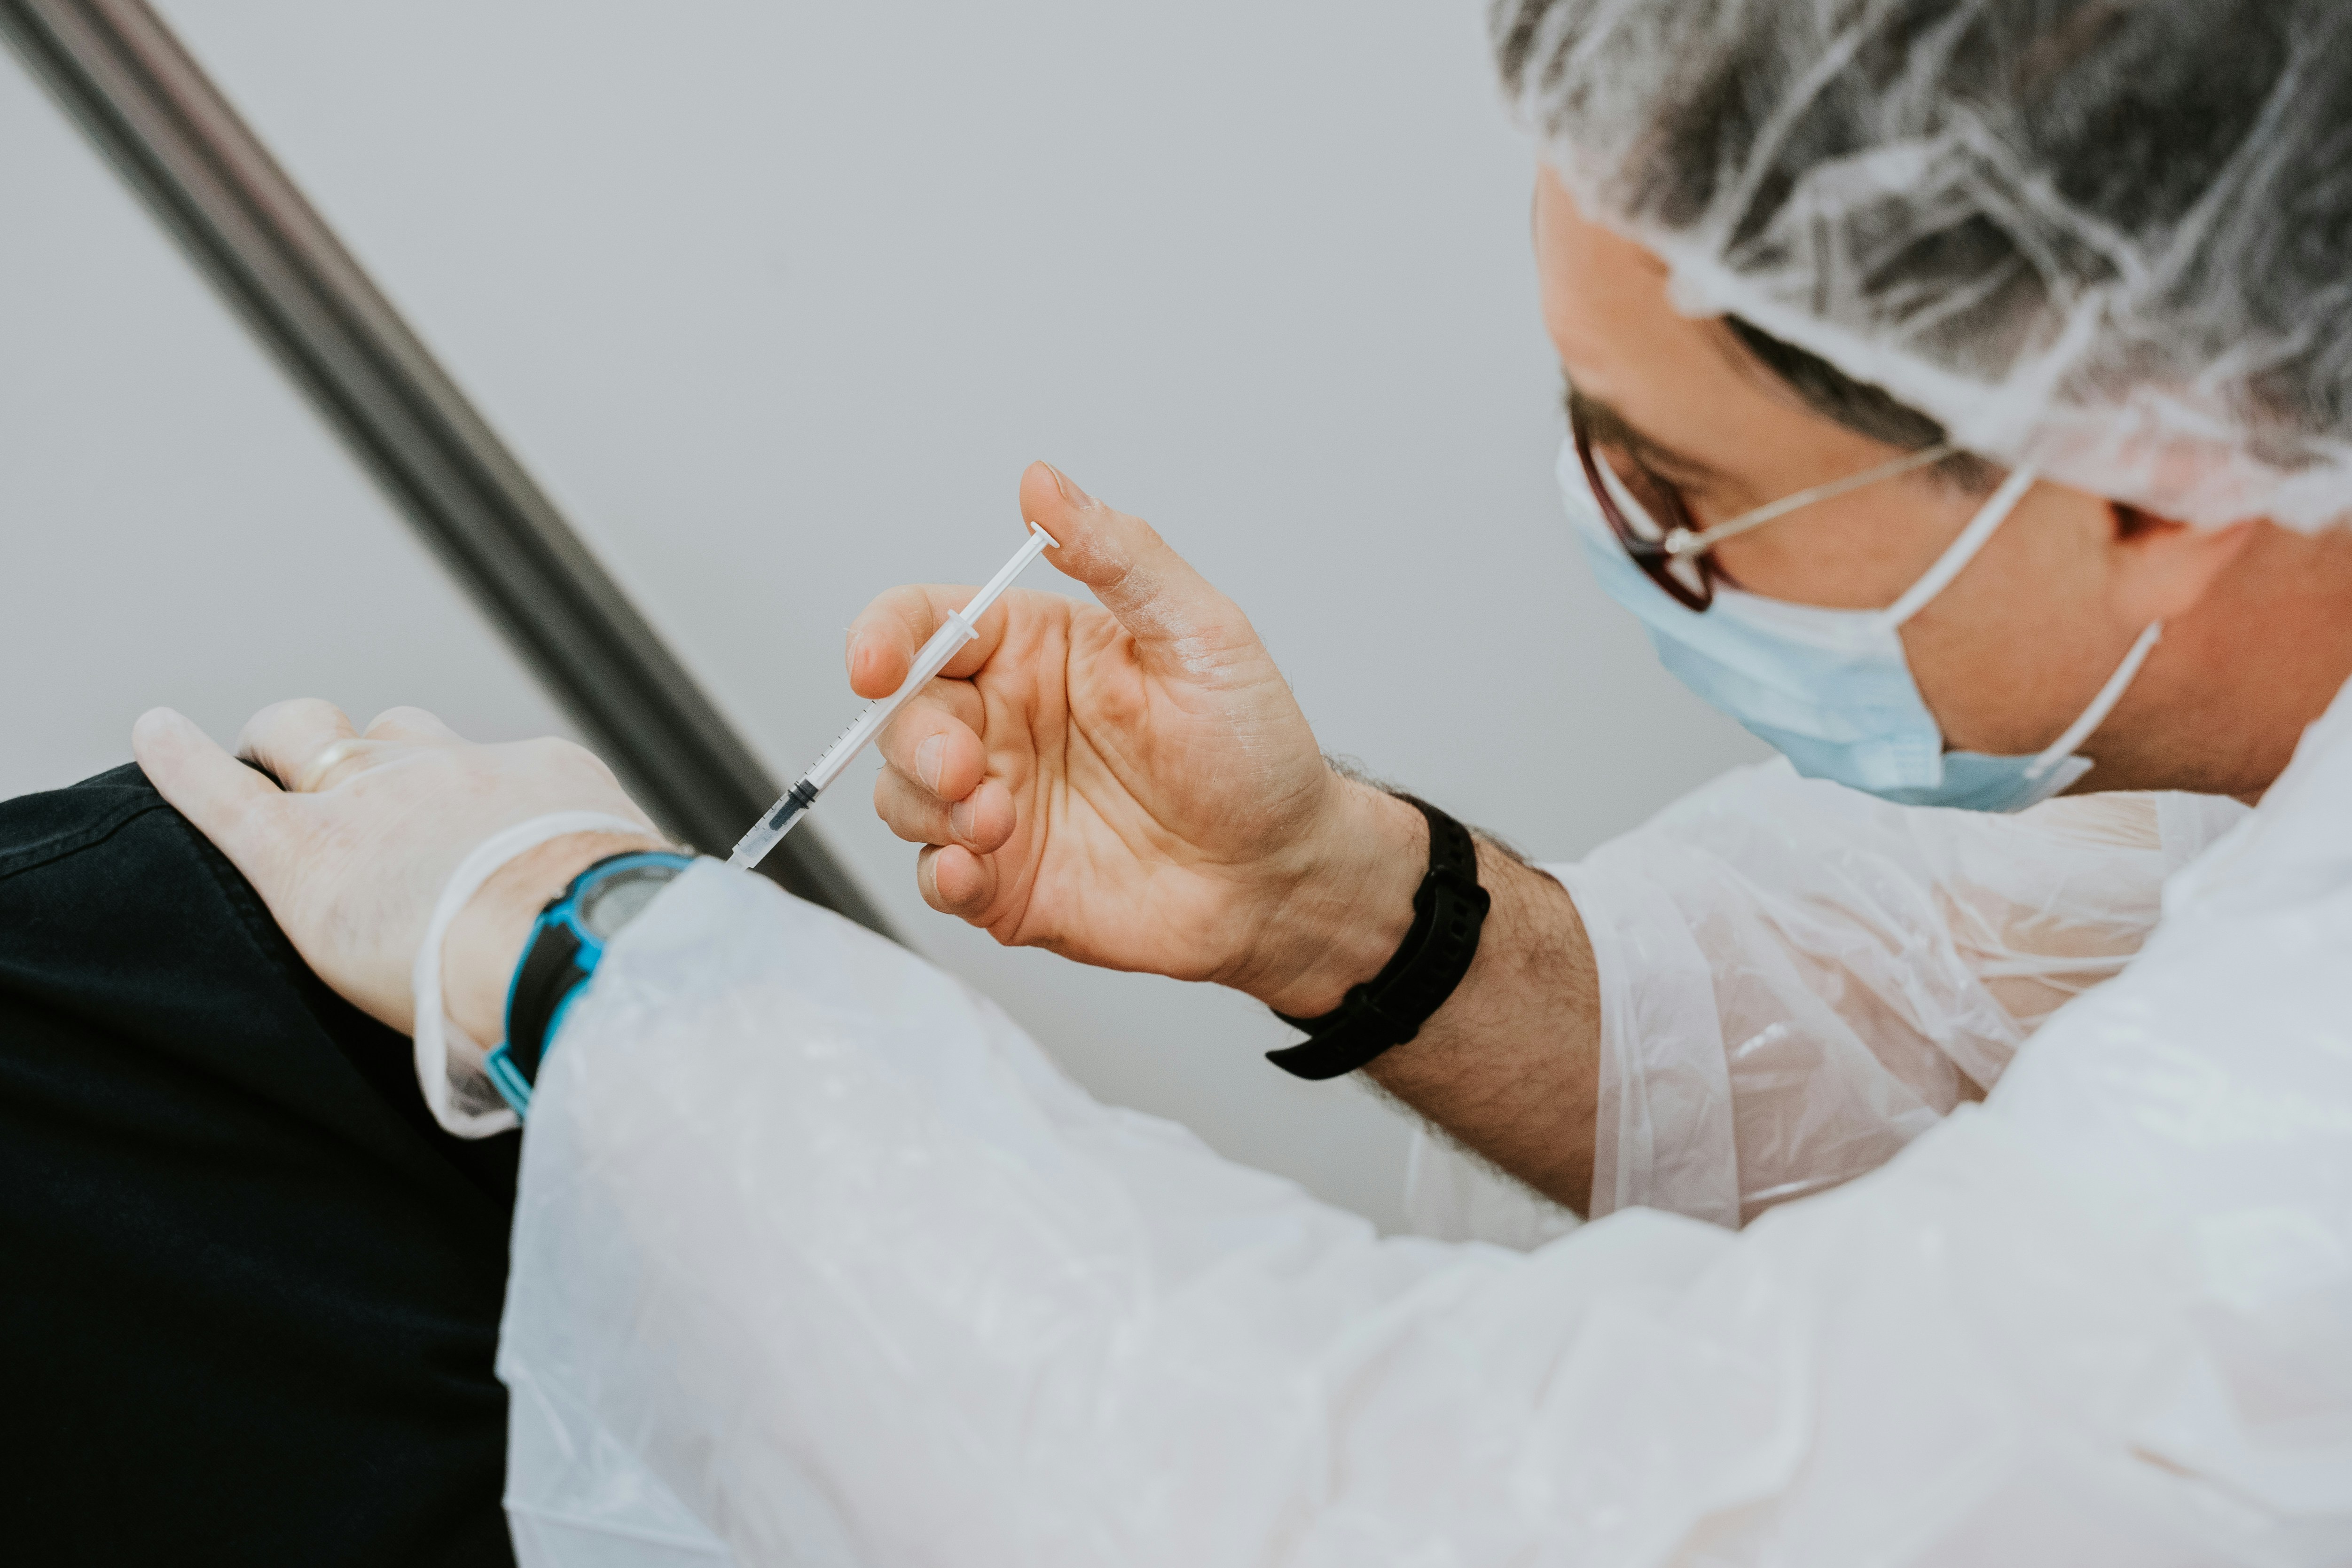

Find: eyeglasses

[1570,400,1958,613]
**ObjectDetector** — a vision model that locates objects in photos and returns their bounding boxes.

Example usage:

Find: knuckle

[281,697,350,735]
[310,746,375,792]
[363,704,437,735]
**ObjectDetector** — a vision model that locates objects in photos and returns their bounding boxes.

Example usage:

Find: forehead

[1532,173,1731,408]
[1532,168,1907,500]
[1533,173,1702,394]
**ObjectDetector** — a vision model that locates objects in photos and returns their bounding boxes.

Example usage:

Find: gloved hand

[851,462,1422,1014]
[132,701,663,1041]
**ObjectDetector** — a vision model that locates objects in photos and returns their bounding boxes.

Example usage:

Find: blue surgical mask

[1557,442,2162,812]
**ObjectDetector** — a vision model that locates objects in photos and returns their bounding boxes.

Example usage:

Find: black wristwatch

[1266,794,1491,1080]
[486,849,694,1117]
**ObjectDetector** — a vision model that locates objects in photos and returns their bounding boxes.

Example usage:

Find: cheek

[1712,486,1987,612]
[1714,526,1926,610]
[1897,525,2111,753]
[1900,603,2044,753]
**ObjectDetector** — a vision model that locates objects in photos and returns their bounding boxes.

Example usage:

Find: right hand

[852,462,1420,1012]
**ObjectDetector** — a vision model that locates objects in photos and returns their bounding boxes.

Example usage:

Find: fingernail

[1043,462,1092,508]
[950,796,976,843]
[915,733,945,792]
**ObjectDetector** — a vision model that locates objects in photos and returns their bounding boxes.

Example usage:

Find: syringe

[727,522,1060,871]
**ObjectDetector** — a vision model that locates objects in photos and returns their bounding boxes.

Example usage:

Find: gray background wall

[0,0,1763,1228]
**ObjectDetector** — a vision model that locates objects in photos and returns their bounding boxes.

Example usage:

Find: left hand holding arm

[132,699,665,1043]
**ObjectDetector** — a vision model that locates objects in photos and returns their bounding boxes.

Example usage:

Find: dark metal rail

[1,0,895,938]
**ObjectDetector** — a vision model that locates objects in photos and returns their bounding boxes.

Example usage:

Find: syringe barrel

[726,778,815,869]
[804,612,977,793]
[729,525,1056,871]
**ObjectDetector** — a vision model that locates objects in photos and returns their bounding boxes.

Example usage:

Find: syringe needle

[728,523,1058,872]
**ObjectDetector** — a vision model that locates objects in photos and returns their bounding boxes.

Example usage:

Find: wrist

[1235,776,1426,1017]
[442,830,667,1045]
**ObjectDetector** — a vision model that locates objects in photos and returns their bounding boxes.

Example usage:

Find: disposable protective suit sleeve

[496,703,2350,1566]
[1480,763,2245,1230]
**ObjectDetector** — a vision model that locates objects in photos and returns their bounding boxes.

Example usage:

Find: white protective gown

[484,696,2349,1565]
[1405,760,2246,1245]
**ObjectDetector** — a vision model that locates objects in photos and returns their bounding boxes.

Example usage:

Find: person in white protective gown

[130,2,2352,1563]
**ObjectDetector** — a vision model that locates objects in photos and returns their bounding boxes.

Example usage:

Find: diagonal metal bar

[1,0,894,939]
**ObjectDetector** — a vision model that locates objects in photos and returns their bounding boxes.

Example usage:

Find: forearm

[1364,842,1599,1215]
[443,829,670,1044]
[436,785,1607,1225]
[1248,779,1602,1216]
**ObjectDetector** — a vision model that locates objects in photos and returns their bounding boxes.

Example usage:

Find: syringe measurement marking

[727,523,1058,871]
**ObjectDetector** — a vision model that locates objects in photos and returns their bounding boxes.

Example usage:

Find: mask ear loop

[1877,466,2040,630]
[2023,621,2164,782]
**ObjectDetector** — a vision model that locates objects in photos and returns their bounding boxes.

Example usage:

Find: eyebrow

[1564,385,1724,486]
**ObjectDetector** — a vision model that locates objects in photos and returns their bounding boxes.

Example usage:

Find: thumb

[132,706,283,876]
[1021,461,1257,668]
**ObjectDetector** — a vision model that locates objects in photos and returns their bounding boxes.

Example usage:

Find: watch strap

[500,914,588,1089]
[489,849,691,1115]
[1266,795,1490,1081]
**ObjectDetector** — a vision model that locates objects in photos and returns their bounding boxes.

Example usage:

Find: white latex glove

[132,700,665,1041]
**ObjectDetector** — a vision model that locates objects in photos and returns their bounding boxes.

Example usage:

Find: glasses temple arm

[1664,442,1962,557]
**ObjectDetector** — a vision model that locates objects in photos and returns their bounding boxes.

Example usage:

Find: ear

[2107,504,2260,623]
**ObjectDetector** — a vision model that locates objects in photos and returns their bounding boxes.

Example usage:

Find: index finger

[132,706,284,876]
[844,584,1014,700]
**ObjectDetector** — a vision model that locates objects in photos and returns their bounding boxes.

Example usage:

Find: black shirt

[0,764,517,1566]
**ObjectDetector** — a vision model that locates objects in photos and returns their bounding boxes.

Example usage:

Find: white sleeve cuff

[409,810,656,1138]
[1544,857,1740,1229]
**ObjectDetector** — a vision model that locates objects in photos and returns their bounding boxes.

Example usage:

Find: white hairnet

[1493,0,2352,531]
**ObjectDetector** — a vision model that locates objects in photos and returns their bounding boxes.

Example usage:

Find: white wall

[0,47,574,786]
[0,1,1765,1229]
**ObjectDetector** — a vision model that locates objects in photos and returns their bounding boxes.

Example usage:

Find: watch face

[576,862,684,941]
